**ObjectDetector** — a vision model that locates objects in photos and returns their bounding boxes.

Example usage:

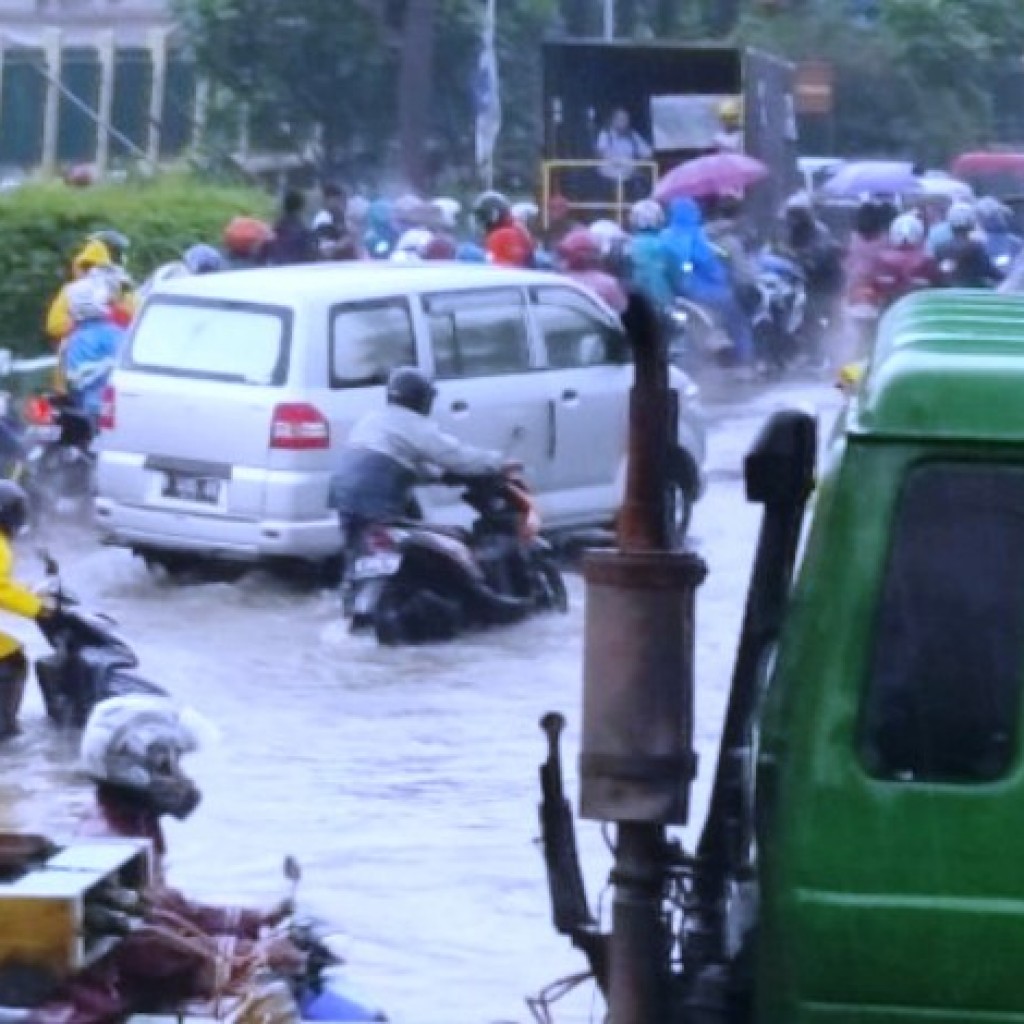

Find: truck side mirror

[744,408,817,506]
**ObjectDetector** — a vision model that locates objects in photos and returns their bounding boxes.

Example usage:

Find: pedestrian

[266,189,317,265]
[595,107,654,203]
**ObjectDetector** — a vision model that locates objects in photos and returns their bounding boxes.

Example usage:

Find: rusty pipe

[618,292,674,553]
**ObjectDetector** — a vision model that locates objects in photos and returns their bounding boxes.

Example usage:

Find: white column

[190,76,209,158]
[94,29,115,174]
[146,25,170,164]
[40,27,61,175]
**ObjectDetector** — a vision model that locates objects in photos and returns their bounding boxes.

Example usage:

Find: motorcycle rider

[555,228,628,313]
[28,695,307,1024]
[62,276,124,423]
[661,196,753,368]
[473,191,535,267]
[870,213,941,308]
[934,201,1001,288]
[977,196,1023,270]
[0,482,50,738]
[628,199,680,310]
[779,195,844,363]
[328,367,509,549]
[222,216,274,270]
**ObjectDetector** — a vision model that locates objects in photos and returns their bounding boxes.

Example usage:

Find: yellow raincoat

[46,240,114,344]
[0,534,41,659]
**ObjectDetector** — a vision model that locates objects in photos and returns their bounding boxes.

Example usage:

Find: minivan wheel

[142,552,247,584]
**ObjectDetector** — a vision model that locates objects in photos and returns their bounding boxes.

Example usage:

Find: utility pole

[604,0,615,39]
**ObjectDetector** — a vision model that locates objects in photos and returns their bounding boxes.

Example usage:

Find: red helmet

[487,225,533,267]
[223,217,274,258]
[556,228,601,270]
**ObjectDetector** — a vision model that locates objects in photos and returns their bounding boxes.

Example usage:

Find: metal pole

[603,0,616,39]
[40,28,61,175]
[95,29,115,175]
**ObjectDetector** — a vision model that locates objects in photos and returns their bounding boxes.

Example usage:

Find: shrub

[0,176,273,356]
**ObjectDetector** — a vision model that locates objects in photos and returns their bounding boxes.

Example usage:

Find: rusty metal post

[579,293,708,1024]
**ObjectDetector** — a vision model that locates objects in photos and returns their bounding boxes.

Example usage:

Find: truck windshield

[127,297,292,386]
[860,463,1024,784]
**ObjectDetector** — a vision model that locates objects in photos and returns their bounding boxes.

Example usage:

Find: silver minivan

[95,263,705,571]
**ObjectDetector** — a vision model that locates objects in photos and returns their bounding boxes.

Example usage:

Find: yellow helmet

[719,97,743,127]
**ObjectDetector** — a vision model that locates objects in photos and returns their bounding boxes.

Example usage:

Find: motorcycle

[20,393,95,524]
[343,473,568,645]
[34,551,166,727]
[751,252,807,373]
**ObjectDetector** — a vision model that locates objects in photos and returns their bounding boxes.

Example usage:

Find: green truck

[540,289,1024,1024]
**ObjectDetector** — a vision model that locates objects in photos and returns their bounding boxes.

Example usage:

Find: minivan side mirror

[744,408,818,507]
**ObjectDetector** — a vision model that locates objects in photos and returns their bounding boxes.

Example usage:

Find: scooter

[34,551,166,727]
[343,473,568,645]
[20,393,95,524]
[751,253,807,373]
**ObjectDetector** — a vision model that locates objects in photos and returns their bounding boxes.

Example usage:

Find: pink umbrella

[654,153,769,202]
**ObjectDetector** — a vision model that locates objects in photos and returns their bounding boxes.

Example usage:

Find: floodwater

[0,377,839,1024]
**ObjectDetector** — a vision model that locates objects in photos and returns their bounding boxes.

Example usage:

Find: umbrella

[820,160,920,199]
[917,175,974,202]
[653,153,769,202]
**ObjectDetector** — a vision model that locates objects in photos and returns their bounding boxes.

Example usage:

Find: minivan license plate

[163,473,221,505]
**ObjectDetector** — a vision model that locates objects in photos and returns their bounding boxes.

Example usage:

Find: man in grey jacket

[328,367,506,537]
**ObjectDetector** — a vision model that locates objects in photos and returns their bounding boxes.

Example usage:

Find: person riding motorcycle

[555,228,628,313]
[45,237,134,347]
[139,244,226,301]
[62,276,124,422]
[328,368,508,548]
[869,213,941,308]
[29,695,305,1024]
[627,199,680,309]
[473,191,535,268]
[934,201,1001,288]
[977,196,1023,272]
[223,216,274,269]
[0,483,50,738]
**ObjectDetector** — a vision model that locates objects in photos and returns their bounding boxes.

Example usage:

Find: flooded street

[0,378,838,1024]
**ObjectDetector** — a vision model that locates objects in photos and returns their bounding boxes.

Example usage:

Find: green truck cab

[538,289,1024,1024]
[758,288,1024,1024]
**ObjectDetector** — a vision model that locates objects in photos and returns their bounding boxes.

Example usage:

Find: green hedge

[0,177,274,356]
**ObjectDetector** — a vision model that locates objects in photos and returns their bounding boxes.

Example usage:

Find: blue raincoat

[64,318,123,418]
[629,230,682,308]
[363,201,398,259]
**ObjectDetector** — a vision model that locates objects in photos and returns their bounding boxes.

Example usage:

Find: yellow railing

[541,159,660,229]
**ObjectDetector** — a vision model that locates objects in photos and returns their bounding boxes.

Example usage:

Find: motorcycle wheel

[373,584,463,646]
[533,555,569,614]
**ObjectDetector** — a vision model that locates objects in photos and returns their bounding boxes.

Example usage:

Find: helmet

[629,199,665,231]
[66,276,112,322]
[422,234,457,261]
[889,213,924,248]
[386,366,436,415]
[183,244,225,276]
[473,191,512,232]
[487,225,534,267]
[556,227,602,270]
[394,193,429,227]
[89,230,130,264]
[223,217,273,258]
[718,97,743,127]
[393,228,435,262]
[511,201,540,227]
[81,695,209,819]
[976,196,1011,233]
[456,242,487,263]
[588,218,628,256]
[431,197,462,230]
[948,200,976,231]
[0,481,28,537]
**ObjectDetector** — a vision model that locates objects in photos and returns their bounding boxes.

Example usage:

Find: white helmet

[431,197,462,230]
[889,213,925,248]
[511,201,540,227]
[629,199,665,231]
[392,227,434,262]
[948,200,977,231]
[588,218,628,255]
[66,275,113,322]
[81,695,213,818]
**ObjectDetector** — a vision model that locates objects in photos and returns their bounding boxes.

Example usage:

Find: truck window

[424,289,530,379]
[330,299,416,389]
[860,464,1024,784]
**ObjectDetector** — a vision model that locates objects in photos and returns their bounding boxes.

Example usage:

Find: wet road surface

[0,376,840,1024]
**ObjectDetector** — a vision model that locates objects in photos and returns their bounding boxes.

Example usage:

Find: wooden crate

[0,837,152,979]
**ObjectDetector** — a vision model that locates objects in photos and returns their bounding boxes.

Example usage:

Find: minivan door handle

[450,400,468,414]
[561,389,579,403]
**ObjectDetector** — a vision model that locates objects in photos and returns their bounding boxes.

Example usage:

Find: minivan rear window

[127,297,291,386]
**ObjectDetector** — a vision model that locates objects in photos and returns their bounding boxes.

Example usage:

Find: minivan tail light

[270,403,330,450]
[99,385,116,432]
